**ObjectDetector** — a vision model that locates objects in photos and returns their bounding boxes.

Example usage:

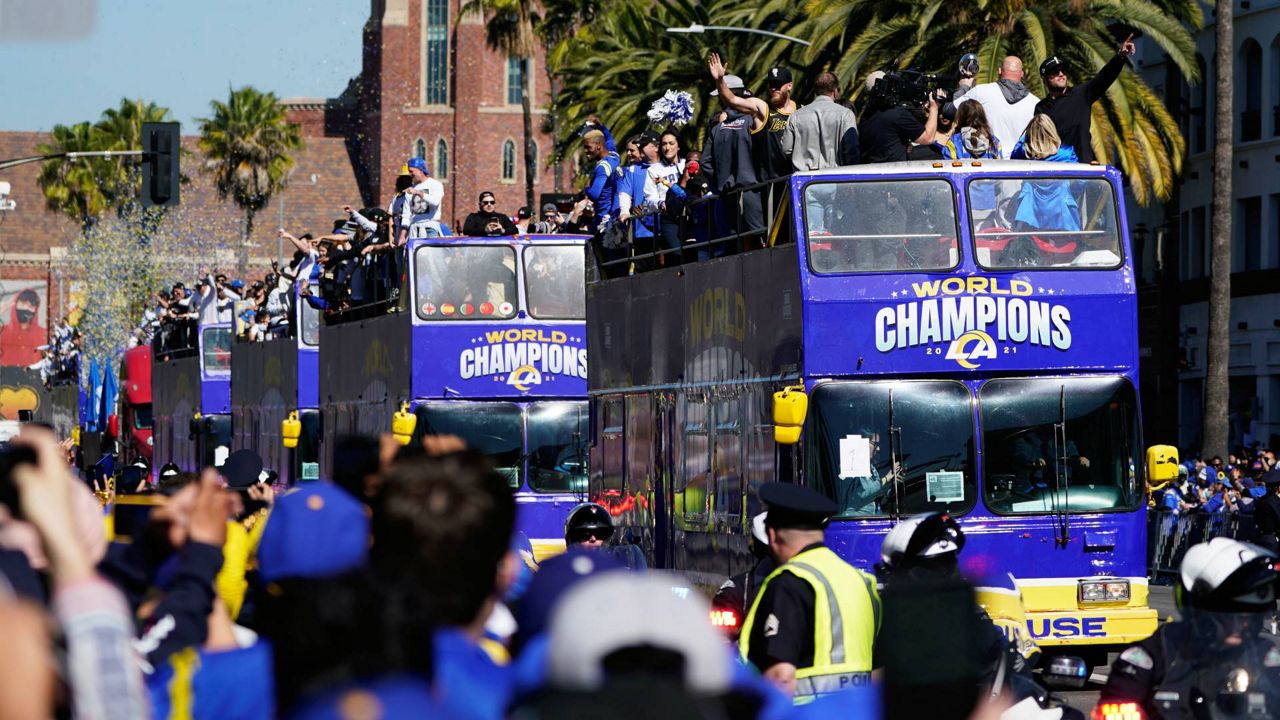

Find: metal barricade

[1148,508,1256,579]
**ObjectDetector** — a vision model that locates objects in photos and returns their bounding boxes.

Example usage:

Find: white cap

[547,572,731,693]
[710,75,745,96]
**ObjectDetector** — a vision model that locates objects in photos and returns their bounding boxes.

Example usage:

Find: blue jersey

[147,643,275,720]
[434,628,513,720]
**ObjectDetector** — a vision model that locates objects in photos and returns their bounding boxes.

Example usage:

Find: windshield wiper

[888,387,904,520]
[1052,385,1071,548]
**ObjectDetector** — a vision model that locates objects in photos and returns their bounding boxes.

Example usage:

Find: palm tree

[755,0,1200,205]
[197,87,303,277]
[1202,0,1232,457]
[552,0,783,155]
[460,0,540,212]
[36,122,114,233]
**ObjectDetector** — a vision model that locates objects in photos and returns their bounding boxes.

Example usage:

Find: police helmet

[879,512,966,569]
[564,502,614,544]
[1177,538,1277,613]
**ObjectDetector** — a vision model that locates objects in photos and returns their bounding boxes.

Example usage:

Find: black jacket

[462,211,518,237]
[1253,492,1280,551]
[1034,53,1128,164]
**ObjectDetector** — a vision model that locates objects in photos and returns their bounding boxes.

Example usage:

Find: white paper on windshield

[839,435,872,479]
[925,471,965,503]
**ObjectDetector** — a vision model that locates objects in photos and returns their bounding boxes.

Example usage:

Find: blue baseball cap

[513,549,621,651]
[407,157,429,174]
[257,482,369,582]
[229,279,245,290]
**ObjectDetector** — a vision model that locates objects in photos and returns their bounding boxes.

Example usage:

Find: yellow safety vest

[739,545,881,704]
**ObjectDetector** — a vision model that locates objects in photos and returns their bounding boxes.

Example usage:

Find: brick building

[284,0,567,227]
[0,0,562,360]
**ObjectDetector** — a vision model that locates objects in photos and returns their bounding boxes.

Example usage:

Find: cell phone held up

[0,444,38,520]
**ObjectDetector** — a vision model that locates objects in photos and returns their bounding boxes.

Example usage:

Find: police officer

[713,512,776,638]
[564,502,613,548]
[739,483,880,703]
[1099,537,1280,718]
[1251,469,1280,551]
[878,513,1055,715]
[564,502,647,570]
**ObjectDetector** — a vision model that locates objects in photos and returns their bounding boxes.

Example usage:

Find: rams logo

[507,365,543,392]
[945,330,997,369]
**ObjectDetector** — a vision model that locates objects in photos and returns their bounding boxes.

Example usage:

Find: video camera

[868,68,952,110]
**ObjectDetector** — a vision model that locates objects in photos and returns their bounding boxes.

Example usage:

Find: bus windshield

[133,403,153,430]
[414,245,518,320]
[809,381,976,518]
[969,177,1122,269]
[414,402,523,487]
[524,245,586,320]
[981,377,1141,514]
[804,179,959,273]
[201,327,231,374]
[527,401,588,494]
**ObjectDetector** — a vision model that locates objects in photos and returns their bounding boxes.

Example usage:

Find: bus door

[652,393,677,569]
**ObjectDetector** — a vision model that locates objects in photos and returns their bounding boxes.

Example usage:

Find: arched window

[501,139,516,181]
[435,138,449,181]
[414,138,427,160]
[1240,39,1263,141]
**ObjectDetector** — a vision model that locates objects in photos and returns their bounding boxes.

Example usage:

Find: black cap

[541,202,559,213]
[759,482,837,530]
[766,66,793,87]
[1039,56,1066,76]
[1261,469,1280,487]
[219,449,264,490]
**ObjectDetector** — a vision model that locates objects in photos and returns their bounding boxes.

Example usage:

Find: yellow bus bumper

[1024,606,1159,647]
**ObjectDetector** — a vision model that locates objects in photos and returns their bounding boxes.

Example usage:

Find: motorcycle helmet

[750,511,770,559]
[564,502,614,545]
[877,512,965,580]
[1177,538,1277,650]
[1177,538,1277,613]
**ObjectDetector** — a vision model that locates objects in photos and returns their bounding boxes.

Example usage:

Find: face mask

[15,309,34,324]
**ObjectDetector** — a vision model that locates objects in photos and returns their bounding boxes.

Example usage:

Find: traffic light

[142,122,180,207]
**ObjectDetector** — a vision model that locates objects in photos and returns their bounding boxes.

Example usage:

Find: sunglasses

[570,528,612,542]
[481,199,496,206]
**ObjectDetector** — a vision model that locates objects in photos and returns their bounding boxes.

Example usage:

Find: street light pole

[665,23,811,47]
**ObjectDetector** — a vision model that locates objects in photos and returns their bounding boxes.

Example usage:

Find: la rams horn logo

[945,330,997,369]
[507,365,543,392]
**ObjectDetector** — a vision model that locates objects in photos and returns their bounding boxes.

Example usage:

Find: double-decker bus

[231,294,321,485]
[152,317,232,474]
[588,160,1158,667]
[321,235,590,558]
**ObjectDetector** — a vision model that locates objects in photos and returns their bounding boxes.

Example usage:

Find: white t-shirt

[401,178,445,227]
[956,82,1040,159]
[644,159,685,207]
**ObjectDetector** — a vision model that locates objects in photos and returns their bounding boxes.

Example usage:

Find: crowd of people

[1153,447,1278,518]
[29,316,80,387]
[572,38,1138,277]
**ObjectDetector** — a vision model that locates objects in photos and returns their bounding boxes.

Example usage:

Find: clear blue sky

[0,0,368,132]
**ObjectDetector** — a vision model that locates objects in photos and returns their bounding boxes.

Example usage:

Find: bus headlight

[1079,579,1130,604]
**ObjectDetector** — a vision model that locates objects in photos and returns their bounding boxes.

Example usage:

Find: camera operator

[858,75,939,164]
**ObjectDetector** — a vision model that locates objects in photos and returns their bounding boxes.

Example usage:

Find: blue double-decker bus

[231,295,322,485]
[588,160,1158,666]
[153,318,233,474]
[321,235,590,558]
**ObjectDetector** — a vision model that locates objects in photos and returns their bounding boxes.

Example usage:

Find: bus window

[714,398,742,519]
[808,381,975,518]
[414,245,518,320]
[980,377,1141,514]
[299,294,320,346]
[201,327,232,374]
[524,245,586,320]
[680,395,711,526]
[414,402,524,488]
[804,179,959,273]
[599,397,625,494]
[527,401,588,494]
[969,177,1122,269]
[133,403,153,430]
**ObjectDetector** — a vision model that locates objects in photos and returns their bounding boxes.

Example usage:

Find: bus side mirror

[392,401,417,446]
[106,414,120,439]
[772,386,808,445]
[1146,444,1179,484]
[282,410,301,449]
